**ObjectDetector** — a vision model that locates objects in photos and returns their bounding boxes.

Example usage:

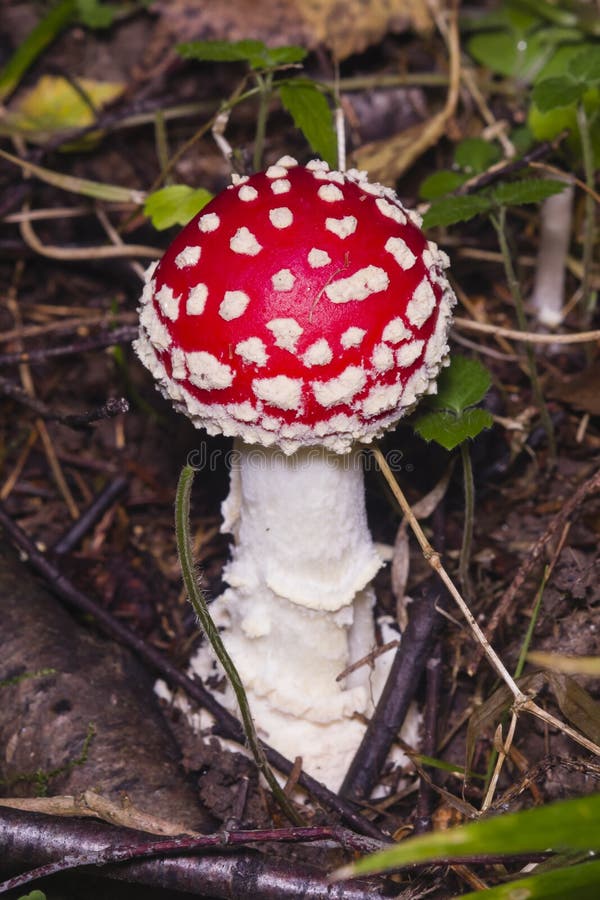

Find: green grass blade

[334,793,600,879]
[0,148,145,204]
[0,1,76,103]
[464,858,600,898]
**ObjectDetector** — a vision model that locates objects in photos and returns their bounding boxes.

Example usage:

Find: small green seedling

[412,355,493,452]
[177,38,337,168]
[422,175,566,230]
[412,355,493,597]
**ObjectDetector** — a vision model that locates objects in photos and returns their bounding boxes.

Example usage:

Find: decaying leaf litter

[0,0,599,897]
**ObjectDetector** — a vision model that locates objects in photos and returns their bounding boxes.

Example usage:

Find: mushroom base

[187,442,416,791]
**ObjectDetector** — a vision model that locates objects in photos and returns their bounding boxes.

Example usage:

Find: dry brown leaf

[153,0,431,61]
[352,7,460,184]
[547,361,600,416]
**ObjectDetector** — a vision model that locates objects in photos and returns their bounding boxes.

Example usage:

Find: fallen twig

[0,807,387,899]
[0,505,388,841]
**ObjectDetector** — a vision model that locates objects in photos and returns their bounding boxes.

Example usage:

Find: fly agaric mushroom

[135,157,455,790]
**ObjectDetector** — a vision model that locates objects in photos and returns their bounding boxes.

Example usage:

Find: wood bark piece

[0,807,389,899]
[0,540,213,832]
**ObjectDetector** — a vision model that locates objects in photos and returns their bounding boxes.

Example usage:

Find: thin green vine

[175,464,304,826]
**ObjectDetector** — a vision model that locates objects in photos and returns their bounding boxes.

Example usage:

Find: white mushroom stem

[530,183,574,327]
[189,440,405,790]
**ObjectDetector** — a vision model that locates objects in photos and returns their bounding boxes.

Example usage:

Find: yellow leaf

[2,75,124,145]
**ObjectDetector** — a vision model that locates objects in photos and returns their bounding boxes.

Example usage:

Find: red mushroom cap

[135,158,456,453]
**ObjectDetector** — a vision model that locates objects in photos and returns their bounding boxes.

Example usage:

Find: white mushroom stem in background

[189,441,415,790]
[530,183,574,328]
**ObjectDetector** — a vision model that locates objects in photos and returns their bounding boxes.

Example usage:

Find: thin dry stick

[482,712,518,811]
[394,0,460,173]
[453,317,600,344]
[5,270,80,519]
[0,427,38,500]
[373,447,600,759]
[529,160,600,205]
[19,215,160,260]
[0,312,137,345]
[372,445,524,700]
[96,207,146,281]
[468,466,600,677]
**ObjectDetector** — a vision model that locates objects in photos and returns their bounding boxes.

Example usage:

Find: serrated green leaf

[532,76,583,111]
[177,38,265,67]
[177,39,306,70]
[430,356,492,413]
[465,858,600,899]
[419,170,468,200]
[262,45,307,67]
[144,185,213,230]
[492,177,567,207]
[278,80,336,167]
[335,792,600,879]
[569,46,600,84]
[413,409,493,451]
[422,194,493,229]
[454,137,501,174]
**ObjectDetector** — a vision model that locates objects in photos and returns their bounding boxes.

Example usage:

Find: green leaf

[464,858,600,898]
[278,80,337,167]
[467,27,553,81]
[510,124,535,155]
[468,31,523,77]
[429,356,492,413]
[491,178,567,207]
[177,39,306,70]
[419,170,468,201]
[422,194,493,229]
[569,47,600,84]
[76,0,122,28]
[454,137,501,174]
[17,892,47,900]
[413,408,493,451]
[334,793,600,879]
[532,76,584,111]
[412,357,493,450]
[143,185,213,230]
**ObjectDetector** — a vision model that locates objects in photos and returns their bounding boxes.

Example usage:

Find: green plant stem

[253,70,274,171]
[491,208,556,460]
[576,103,597,321]
[458,442,475,600]
[175,464,304,826]
[0,0,76,103]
